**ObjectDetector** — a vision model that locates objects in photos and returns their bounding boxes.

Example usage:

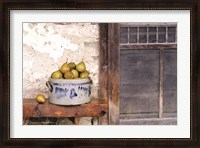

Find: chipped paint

[23,23,99,101]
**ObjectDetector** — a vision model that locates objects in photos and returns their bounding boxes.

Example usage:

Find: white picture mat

[10,10,190,138]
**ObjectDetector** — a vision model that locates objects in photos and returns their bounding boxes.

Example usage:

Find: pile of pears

[51,61,90,79]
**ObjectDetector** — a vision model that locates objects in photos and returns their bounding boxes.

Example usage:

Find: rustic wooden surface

[74,117,79,125]
[120,117,177,125]
[120,44,177,49]
[108,23,120,125]
[23,98,107,118]
[99,24,109,124]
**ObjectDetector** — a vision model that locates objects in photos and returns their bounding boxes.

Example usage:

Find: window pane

[139,27,147,43]
[120,27,128,43]
[158,27,166,43]
[168,27,176,43]
[120,49,159,114]
[163,49,177,113]
[148,27,156,43]
[129,27,137,43]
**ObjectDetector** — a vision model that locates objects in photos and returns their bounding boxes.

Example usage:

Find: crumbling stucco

[23,23,100,125]
[23,23,99,99]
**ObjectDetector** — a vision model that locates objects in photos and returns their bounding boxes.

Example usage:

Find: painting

[1,0,199,147]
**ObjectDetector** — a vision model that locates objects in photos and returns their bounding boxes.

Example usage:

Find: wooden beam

[120,117,177,125]
[108,23,120,125]
[74,117,79,125]
[23,98,107,118]
[99,23,109,125]
[119,22,177,27]
[120,44,177,49]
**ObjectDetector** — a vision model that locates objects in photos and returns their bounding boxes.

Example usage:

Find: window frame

[99,23,177,125]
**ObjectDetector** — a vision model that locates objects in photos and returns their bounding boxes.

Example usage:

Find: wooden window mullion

[159,48,164,118]
[166,27,168,43]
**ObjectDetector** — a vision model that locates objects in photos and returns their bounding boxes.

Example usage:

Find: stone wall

[23,23,99,125]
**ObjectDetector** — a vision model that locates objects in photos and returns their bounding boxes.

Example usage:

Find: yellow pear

[60,63,70,74]
[76,61,86,72]
[68,62,76,69]
[35,94,45,103]
[71,69,79,78]
[75,77,82,80]
[51,70,63,79]
[80,70,89,78]
[64,71,74,79]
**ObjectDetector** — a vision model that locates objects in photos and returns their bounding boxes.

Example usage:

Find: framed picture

[1,0,199,147]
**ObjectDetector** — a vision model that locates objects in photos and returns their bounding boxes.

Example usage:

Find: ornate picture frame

[1,0,199,147]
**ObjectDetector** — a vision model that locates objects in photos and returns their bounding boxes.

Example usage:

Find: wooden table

[23,98,107,125]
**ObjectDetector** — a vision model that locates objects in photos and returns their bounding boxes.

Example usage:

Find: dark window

[148,27,157,43]
[129,27,137,43]
[158,27,166,43]
[120,49,159,115]
[119,24,177,125]
[163,49,177,113]
[168,27,176,43]
[119,25,176,44]
[120,27,128,43]
[139,27,147,43]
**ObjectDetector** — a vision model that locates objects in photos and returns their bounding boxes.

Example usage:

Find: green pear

[71,69,79,78]
[51,70,63,79]
[76,61,86,72]
[60,63,70,74]
[68,62,76,69]
[80,70,89,78]
[64,71,74,79]
[35,94,46,103]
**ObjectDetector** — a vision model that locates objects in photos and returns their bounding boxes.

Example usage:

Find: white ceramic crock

[46,78,91,105]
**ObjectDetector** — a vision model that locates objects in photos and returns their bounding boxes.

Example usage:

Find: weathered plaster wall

[23,23,99,100]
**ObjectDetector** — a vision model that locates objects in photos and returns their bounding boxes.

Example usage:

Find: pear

[35,94,45,104]
[51,70,63,79]
[64,71,74,79]
[75,77,82,80]
[76,61,86,72]
[68,62,76,69]
[71,69,79,78]
[60,63,70,74]
[80,70,89,78]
